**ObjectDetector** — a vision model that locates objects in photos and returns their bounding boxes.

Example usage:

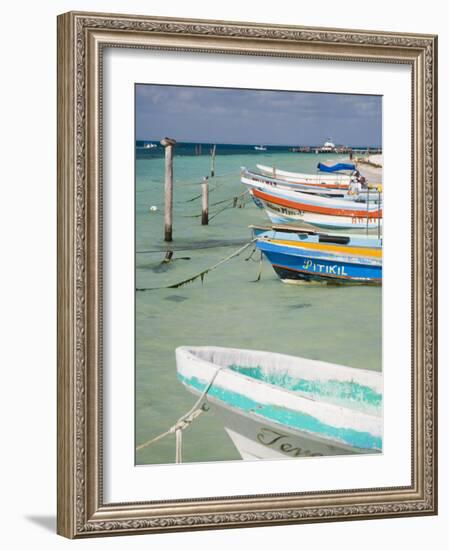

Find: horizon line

[135,139,382,148]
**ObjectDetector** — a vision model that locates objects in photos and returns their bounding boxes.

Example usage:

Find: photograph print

[135,84,383,465]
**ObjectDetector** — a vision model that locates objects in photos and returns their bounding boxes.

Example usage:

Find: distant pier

[289,146,382,155]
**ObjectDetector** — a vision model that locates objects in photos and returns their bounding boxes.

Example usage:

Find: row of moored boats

[175,160,383,461]
[241,162,383,285]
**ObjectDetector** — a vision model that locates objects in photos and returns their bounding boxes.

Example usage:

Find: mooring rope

[136,365,229,463]
[208,202,236,222]
[206,193,249,222]
[144,171,239,208]
[210,190,249,208]
[254,250,264,282]
[177,171,236,186]
[181,190,249,219]
[136,240,249,255]
[136,238,257,291]
[181,181,221,204]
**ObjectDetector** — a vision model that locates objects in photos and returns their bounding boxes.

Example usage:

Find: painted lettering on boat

[351,216,377,224]
[262,201,304,217]
[302,259,348,276]
[256,427,323,457]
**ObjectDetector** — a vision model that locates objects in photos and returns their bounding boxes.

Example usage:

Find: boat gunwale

[176,346,383,423]
[256,239,383,266]
[252,186,383,214]
[262,229,383,248]
[264,208,384,231]
[242,168,351,191]
[256,163,354,183]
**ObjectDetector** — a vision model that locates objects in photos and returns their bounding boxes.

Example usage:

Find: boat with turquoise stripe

[176,346,382,460]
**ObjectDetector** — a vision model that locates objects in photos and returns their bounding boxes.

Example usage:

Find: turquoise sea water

[135,147,382,465]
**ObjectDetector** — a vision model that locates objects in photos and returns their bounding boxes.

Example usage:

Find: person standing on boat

[349,170,368,195]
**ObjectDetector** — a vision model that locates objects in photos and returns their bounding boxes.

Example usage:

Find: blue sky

[136,84,382,147]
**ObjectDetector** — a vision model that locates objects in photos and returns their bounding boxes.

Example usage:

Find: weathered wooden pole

[201,177,209,225]
[210,144,216,177]
[160,137,177,242]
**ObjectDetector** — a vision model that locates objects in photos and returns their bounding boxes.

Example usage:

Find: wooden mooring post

[210,144,216,177]
[160,137,177,241]
[201,177,209,225]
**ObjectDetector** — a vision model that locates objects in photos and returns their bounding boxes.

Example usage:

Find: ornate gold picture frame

[57,11,437,538]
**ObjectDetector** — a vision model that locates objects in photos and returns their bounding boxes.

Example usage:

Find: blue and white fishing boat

[176,346,382,460]
[256,230,382,284]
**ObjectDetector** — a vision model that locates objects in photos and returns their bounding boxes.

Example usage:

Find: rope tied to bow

[136,365,229,463]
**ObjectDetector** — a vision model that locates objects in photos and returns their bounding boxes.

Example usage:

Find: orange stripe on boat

[253,188,382,219]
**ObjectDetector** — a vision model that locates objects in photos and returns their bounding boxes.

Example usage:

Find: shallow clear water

[135,150,382,465]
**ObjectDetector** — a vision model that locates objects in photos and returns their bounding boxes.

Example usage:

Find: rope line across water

[136,238,257,291]
[181,190,249,219]
[136,365,230,463]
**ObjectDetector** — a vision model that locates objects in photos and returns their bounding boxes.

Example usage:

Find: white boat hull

[264,204,383,233]
[206,395,369,460]
[176,346,382,461]
[241,172,349,196]
[257,164,352,184]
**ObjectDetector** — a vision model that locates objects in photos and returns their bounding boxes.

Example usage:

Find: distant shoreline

[136,140,382,149]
